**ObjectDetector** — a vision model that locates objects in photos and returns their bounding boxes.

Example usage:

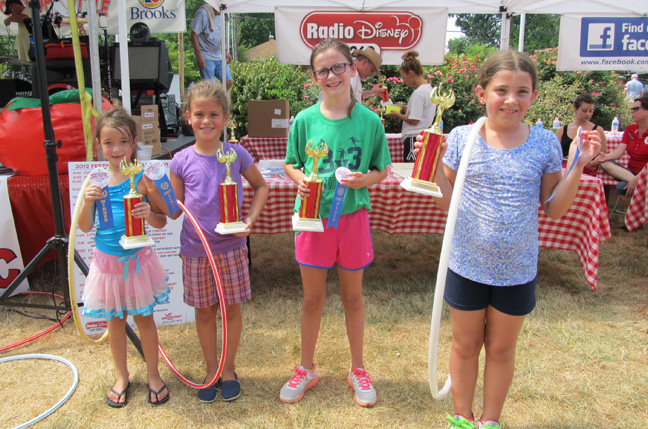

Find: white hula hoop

[0,354,79,429]
[428,116,487,400]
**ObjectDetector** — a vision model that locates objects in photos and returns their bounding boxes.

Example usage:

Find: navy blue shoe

[221,373,241,402]
[197,377,220,403]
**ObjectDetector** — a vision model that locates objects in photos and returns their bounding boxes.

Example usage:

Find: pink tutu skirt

[82,247,170,320]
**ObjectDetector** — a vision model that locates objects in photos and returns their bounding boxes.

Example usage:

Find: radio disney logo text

[131,0,177,20]
[300,11,422,50]
[581,17,648,57]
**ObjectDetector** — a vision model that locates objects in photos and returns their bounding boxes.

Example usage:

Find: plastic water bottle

[536,118,543,128]
[611,115,620,133]
[552,117,561,129]
[289,115,295,129]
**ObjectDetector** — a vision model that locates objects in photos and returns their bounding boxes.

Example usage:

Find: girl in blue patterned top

[417,51,602,429]
[78,107,170,408]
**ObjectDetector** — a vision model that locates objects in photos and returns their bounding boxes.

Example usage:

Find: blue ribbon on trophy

[89,168,114,229]
[328,167,351,229]
[144,160,179,215]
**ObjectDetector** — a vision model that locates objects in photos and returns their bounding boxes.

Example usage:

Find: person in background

[3,0,31,61]
[190,0,233,91]
[599,95,648,196]
[555,92,606,175]
[317,46,384,103]
[624,74,644,100]
[385,50,436,162]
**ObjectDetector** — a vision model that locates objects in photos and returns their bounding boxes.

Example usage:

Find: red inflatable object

[0,91,113,176]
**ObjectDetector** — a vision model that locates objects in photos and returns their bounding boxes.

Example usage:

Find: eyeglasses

[313,63,351,80]
[631,106,645,112]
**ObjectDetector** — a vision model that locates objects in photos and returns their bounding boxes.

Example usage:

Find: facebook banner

[558,15,648,71]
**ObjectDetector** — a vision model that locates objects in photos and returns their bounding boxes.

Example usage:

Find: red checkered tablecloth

[242,166,611,291]
[625,165,648,231]
[239,134,403,163]
[597,131,630,185]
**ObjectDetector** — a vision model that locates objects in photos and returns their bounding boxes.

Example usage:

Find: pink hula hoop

[157,200,228,389]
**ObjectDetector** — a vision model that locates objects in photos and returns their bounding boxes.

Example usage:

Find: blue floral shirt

[443,124,562,286]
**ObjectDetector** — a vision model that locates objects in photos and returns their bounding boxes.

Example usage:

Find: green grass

[0,227,647,428]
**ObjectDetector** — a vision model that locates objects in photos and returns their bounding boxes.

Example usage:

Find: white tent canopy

[223,0,648,15]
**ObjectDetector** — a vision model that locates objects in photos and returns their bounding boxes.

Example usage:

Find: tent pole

[87,0,102,115]
[178,33,184,98]
[117,0,131,113]
[519,13,526,52]
[500,10,510,50]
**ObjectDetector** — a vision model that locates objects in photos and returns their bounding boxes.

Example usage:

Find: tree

[452,14,501,47]
[237,13,275,48]
[510,14,560,52]
[450,13,560,53]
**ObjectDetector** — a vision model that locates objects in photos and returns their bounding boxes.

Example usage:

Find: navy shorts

[444,269,536,316]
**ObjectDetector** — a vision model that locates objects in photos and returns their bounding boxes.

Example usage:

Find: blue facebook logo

[587,23,614,51]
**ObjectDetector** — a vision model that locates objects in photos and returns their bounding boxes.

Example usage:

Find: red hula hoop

[157,200,228,389]
[0,292,71,353]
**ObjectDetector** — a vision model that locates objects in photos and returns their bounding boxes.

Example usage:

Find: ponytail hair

[400,50,423,77]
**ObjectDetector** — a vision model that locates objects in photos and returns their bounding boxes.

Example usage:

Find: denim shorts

[444,269,536,316]
[200,59,233,84]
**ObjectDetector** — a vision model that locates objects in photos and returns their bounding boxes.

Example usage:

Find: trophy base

[215,221,248,235]
[119,234,155,250]
[292,213,324,232]
[400,177,443,198]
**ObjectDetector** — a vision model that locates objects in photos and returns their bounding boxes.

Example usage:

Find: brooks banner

[105,0,186,35]
[558,15,648,71]
[275,7,447,65]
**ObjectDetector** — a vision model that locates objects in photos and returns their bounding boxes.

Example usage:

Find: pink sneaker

[347,367,377,407]
[279,364,319,404]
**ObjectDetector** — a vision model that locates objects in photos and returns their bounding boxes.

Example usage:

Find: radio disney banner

[558,15,648,71]
[275,7,447,65]
[69,162,194,335]
[105,0,186,35]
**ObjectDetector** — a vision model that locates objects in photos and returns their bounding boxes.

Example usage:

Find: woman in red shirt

[600,96,648,196]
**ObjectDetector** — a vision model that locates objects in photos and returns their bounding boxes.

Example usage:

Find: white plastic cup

[138,143,153,161]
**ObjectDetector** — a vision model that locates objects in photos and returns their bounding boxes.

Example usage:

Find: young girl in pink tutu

[78,107,170,408]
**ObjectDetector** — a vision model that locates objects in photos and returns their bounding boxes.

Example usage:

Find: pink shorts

[295,208,373,271]
[181,245,251,308]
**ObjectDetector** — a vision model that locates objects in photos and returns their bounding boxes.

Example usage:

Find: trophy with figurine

[378,75,390,104]
[292,139,328,232]
[376,105,385,128]
[119,160,155,249]
[215,148,247,234]
[228,120,238,143]
[400,84,455,197]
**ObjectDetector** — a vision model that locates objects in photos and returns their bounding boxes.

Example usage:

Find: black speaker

[112,40,173,92]
[160,93,178,131]
[0,79,31,106]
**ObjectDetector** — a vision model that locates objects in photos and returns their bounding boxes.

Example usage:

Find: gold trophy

[376,105,386,128]
[401,84,455,197]
[292,139,328,232]
[215,148,247,234]
[228,120,238,143]
[118,160,155,249]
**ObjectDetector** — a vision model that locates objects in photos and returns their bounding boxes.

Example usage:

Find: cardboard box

[133,116,161,155]
[132,104,159,123]
[247,100,290,138]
